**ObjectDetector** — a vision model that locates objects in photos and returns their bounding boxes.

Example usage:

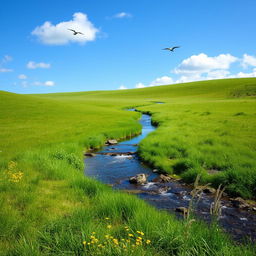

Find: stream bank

[84,110,256,243]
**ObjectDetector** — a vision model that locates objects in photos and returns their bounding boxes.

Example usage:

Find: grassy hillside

[0,78,256,255]
[34,78,256,198]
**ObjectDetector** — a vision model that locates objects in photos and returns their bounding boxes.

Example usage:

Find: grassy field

[0,78,256,255]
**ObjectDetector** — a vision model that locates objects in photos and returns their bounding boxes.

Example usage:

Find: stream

[84,110,256,243]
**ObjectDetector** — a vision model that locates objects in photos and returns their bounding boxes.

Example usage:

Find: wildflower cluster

[4,161,24,183]
[82,218,151,254]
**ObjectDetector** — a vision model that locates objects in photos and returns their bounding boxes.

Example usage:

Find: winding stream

[84,110,256,243]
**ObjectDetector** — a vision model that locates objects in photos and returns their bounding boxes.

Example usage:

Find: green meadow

[0,78,256,255]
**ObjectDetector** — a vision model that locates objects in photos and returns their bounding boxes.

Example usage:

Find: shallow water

[85,112,256,243]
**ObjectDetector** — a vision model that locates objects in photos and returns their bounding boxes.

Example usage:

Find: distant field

[0,78,255,255]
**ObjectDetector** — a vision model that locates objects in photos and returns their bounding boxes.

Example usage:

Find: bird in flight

[68,29,84,35]
[163,46,180,52]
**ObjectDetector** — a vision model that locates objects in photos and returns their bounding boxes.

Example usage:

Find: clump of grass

[201,111,211,116]
[234,112,246,116]
[53,150,83,170]
[210,184,225,218]
[172,159,195,174]
[186,175,210,219]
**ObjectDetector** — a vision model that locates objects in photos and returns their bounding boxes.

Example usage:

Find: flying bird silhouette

[68,29,84,35]
[163,46,180,52]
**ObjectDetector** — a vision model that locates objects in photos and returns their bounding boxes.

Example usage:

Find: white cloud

[135,76,174,89]
[233,68,256,78]
[18,74,27,79]
[171,53,242,83]
[113,12,132,18]
[27,61,51,69]
[174,53,238,75]
[32,12,99,45]
[0,68,13,73]
[149,76,174,86]
[33,80,55,86]
[241,54,256,68]
[44,80,55,86]
[135,82,146,88]
[135,53,256,89]
[118,85,127,90]
[205,70,230,80]
[175,74,203,84]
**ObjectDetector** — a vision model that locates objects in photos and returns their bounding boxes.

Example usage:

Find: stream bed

[84,111,256,243]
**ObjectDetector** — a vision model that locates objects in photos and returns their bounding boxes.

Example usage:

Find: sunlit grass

[0,78,256,255]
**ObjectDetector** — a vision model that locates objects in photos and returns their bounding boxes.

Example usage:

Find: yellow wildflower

[113,238,118,245]
[146,239,151,244]
[107,225,112,229]
[128,233,134,237]
[83,241,87,246]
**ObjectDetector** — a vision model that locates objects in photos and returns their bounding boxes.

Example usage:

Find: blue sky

[1,0,256,94]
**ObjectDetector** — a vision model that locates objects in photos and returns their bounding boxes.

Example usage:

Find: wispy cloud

[32,12,99,45]
[2,55,13,63]
[21,81,28,88]
[0,55,13,72]
[33,80,55,86]
[27,61,51,69]
[107,12,132,20]
[0,68,13,73]
[113,12,132,19]
[18,74,27,79]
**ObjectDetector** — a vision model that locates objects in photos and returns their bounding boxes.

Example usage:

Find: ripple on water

[143,182,157,189]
